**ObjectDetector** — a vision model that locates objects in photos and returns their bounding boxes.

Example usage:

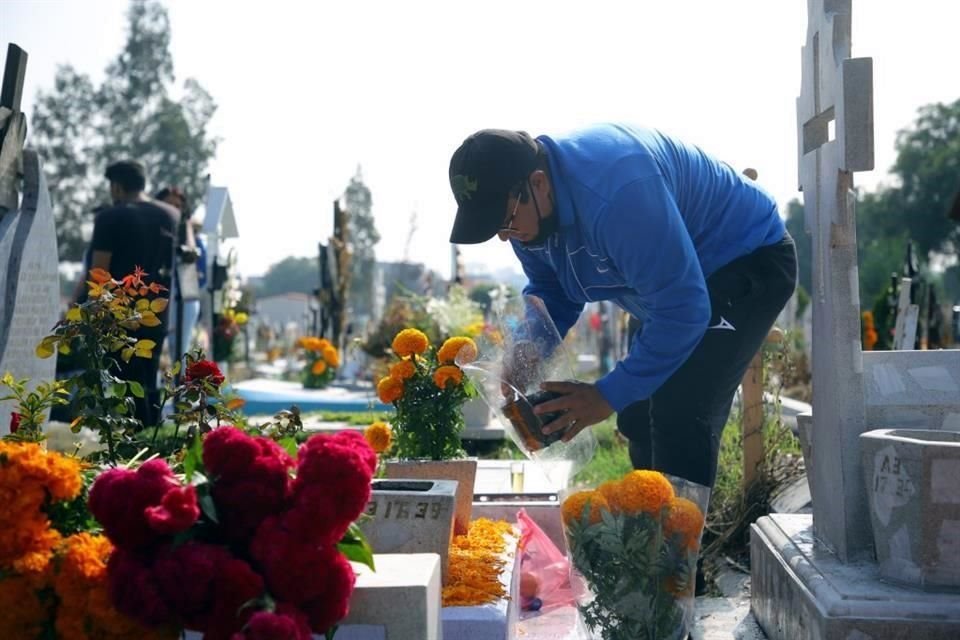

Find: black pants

[616,234,797,488]
[114,327,165,428]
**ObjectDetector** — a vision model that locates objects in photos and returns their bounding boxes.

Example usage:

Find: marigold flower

[561,490,609,525]
[433,365,464,389]
[392,328,429,357]
[437,336,478,365]
[663,496,705,550]
[0,574,50,639]
[596,480,622,513]
[311,359,328,375]
[389,359,416,380]
[363,422,393,454]
[377,376,404,404]
[322,345,340,367]
[442,519,513,607]
[613,470,675,516]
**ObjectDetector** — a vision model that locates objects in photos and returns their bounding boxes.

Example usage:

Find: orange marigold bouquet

[298,336,340,389]
[375,328,479,460]
[0,440,170,639]
[560,470,709,640]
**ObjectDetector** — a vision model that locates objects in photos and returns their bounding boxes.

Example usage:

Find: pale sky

[2,1,958,280]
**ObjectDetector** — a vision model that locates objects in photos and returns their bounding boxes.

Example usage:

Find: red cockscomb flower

[294,432,375,501]
[107,548,172,626]
[88,458,180,550]
[145,484,200,534]
[9,412,21,434]
[184,359,225,386]
[230,604,312,640]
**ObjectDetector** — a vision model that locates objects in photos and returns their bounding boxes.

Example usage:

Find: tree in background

[257,257,319,298]
[785,98,960,343]
[343,167,380,318]
[31,0,218,261]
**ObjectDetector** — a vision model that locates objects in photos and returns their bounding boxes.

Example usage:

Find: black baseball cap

[448,129,539,244]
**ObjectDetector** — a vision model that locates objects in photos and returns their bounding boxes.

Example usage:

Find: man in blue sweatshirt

[448,124,796,489]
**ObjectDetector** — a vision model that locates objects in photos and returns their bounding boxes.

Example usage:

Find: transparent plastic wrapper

[559,470,710,640]
[459,294,596,479]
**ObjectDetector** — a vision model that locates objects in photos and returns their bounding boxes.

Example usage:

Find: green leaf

[199,492,219,524]
[338,522,375,572]
[183,434,204,482]
[278,436,298,458]
[128,380,145,398]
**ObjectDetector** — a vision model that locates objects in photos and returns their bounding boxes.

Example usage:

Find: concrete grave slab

[751,514,960,639]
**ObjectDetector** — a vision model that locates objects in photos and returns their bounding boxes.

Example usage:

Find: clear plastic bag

[459,295,596,480]
[559,471,710,640]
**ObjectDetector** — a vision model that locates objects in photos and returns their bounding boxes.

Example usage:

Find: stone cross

[0,44,28,214]
[797,0,874,561]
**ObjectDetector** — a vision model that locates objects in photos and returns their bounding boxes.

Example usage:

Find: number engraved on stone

[415,502,428,519]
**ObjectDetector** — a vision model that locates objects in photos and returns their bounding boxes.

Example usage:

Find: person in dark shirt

[87,160,179,427]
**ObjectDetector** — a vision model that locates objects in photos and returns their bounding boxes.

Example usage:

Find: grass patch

[571,418,632,486]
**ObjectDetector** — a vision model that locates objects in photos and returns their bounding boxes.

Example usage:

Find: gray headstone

[0,150,60,434]
[797,0,874,561]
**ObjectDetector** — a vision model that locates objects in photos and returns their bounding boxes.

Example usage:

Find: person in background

[86,160,179,427]
[155,186,201,364]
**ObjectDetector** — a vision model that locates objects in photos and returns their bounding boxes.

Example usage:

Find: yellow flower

[311,360,327,375]
[377,376,404,404]
[561,490,609,525]
[613,470,675,516]
[433,365,464,389]
[663,496,705,550]
[392,328,429,357]
[389,359,416,380]
[322,344,340,367]
[437,336,478,365]
[464,321,486,337]
[364,422,393,454]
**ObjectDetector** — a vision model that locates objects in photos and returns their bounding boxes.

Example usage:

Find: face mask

[520,183,557,247]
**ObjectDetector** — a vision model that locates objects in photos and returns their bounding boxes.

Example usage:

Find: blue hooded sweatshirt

[513,123,784,412]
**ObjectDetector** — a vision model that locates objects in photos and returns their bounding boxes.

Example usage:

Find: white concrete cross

[797,0,875,561]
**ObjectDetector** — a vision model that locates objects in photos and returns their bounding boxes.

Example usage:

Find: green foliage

[783,199,811,296]
[572,419,632,486]
[566,506,694,639]
[31,0,218,261]
[0,373,70,442]
[46,466,101,536]
[785,99,960,322]
[344,168,380,318]
[37,269,169,463]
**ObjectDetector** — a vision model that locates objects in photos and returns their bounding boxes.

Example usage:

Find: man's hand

[535,381,614,442]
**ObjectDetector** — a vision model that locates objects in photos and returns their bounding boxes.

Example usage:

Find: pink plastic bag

[516,508,578,616]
